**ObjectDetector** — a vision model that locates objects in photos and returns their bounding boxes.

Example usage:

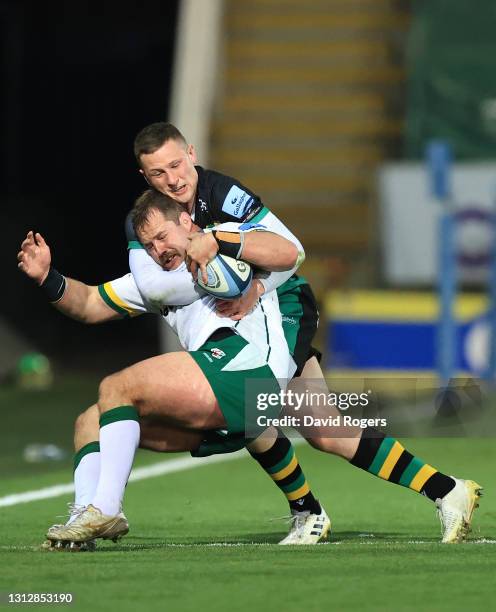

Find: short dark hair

[132,189,186,235]
[133,122,187,165]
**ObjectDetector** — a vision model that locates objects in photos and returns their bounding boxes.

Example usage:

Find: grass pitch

[0,378,495,612]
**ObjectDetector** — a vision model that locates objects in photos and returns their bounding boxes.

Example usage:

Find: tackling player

[19,193,480,542]
[126,123,483,543]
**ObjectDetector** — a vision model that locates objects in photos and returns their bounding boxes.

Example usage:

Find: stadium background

[1,2,495,611]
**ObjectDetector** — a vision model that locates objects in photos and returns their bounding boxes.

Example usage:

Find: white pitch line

[0,450,249,508]
[0,437,306,509]
[1,539,495,552]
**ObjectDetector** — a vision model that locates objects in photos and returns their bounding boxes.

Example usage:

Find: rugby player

[124,123,483,543]
[19,192,480,542]
[18,191,331,546]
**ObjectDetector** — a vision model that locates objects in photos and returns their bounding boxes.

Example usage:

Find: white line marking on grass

[1,539,494,552]
[0,450,249,508]
[0,436,306,509]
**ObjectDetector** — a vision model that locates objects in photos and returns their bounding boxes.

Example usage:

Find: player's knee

[74,408,92,433]
[98,372,128,412]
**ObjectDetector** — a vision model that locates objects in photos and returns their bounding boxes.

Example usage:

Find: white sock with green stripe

[91,406,140,516]
[70,441,101,522]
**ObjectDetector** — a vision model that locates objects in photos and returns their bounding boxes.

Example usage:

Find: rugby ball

[197,254,252,299]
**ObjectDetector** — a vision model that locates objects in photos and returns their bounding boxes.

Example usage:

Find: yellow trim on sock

[286,482,310,501]
[271,454,298,481]
[410,464,437,492]
[378,441,405,480]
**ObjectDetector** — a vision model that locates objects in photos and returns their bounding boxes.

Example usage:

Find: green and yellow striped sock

[249,433,321,513]
[350,427,455,501]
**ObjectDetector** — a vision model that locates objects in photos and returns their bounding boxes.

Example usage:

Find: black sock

[249,432,321,514]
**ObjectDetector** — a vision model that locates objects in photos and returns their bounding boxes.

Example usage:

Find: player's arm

[244,210,305,295]
[239,227,302,269]
[209,179,305,294]
[186,223,302,284]
[126,211,203,306]
[55,278,121,323]
[17,231,129,324]
[207,179,307,319]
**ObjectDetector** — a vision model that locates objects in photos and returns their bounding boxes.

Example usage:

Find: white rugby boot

[278,506,331,545]
[45,504,129,546]
[42,503,97,551]
[435,478,483,543]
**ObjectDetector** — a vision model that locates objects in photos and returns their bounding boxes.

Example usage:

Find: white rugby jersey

[99,267,296,383]
[128,217,304,305]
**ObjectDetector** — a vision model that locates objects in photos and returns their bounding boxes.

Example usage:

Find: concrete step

[222,93,385,114]
[214,117,403,139]
[229,172,371,193]
[230,0,405,10]
[287,226,370,254]
[226,40,391,62]
[226,12,409,32]
[211,144,383,166]
[224,65,405,85]
[215,0,408,268]
[278,201,369,224]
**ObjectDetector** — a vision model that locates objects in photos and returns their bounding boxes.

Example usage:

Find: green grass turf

[0,380,495,611]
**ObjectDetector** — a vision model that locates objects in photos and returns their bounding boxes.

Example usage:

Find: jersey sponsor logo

[211,348,226,360]
[198,198,208,212]
[222,186,254,218]
[239,222,266,231]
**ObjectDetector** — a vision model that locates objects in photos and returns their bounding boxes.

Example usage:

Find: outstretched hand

[17,231,52,285]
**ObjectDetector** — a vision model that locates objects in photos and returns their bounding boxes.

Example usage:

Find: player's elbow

[282,243,304,270]
[291,245,305,269]
[269,243,304,271]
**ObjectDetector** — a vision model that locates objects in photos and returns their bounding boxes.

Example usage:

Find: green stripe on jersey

[249,206,270,224]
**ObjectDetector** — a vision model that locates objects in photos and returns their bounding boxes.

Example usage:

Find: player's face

[137,208,192,271]
[139,139,199,214]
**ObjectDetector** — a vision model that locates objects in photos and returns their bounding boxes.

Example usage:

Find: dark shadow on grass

[89,530,441,552]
